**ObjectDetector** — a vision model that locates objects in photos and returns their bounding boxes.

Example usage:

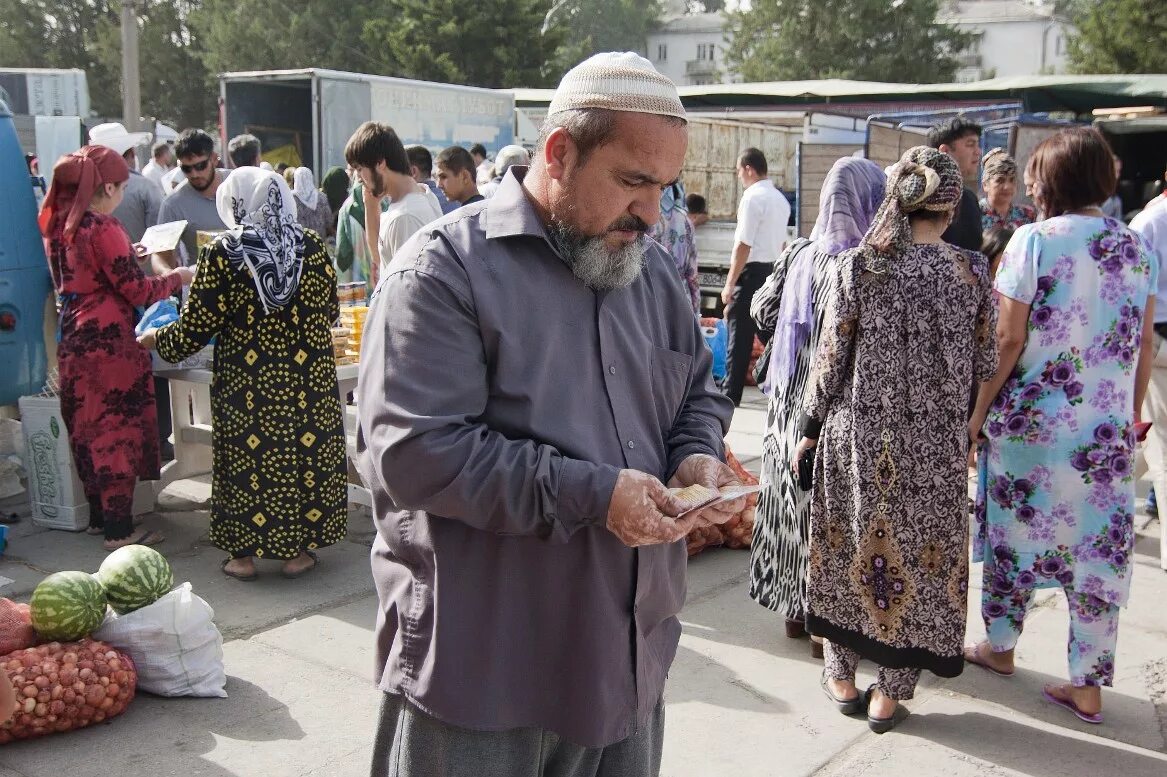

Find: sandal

[221,558,258,582]
[86,526,104,536]
[865,685,911,734]
[103,529,164,551]
[280,550,318,579]
[963,642,1015,677]
[821,672,865,716]
[1042,685,1103,725]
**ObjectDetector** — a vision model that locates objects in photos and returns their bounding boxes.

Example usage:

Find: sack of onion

[0,639,136,742]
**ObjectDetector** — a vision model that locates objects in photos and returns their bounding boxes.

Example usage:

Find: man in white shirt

[1130,196,1167,571]
[345,122,443,276]
[471,143,493,185]
[721,147,790,405]
[142,141,174,189]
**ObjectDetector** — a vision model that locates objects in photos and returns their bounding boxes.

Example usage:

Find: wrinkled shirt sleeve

[356,240,621,543]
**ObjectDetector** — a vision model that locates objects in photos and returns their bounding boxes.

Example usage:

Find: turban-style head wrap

[38,145,130,245]
[981,147,1018,187]
[859,146,963,272]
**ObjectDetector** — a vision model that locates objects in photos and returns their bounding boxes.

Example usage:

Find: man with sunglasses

[156,129,230,268]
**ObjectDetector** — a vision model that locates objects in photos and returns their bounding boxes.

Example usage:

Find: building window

[657,43,667,62]
[1055,36,1065,56]
[708,42,717,61]
[696,44,706,61]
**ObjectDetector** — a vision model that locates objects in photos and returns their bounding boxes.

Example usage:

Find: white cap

[548,52,686,120]
[89,122,153,155]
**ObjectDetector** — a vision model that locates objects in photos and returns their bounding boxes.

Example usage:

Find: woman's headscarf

[216,167,306,315]
[768,157,886,388]
[292,167,321,211]
[37,145,129,245]
[321,167,349,213]
[981,147,1017,187]
[859,146,963,272]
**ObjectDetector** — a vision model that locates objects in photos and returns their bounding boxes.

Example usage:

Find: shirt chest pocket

[651,346,693,429]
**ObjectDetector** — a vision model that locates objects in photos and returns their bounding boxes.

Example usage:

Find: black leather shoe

[821,673,865,716]
[865,685,911,733]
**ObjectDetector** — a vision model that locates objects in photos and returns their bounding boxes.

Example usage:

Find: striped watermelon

[95,545,174,614]
[29,571,108,641]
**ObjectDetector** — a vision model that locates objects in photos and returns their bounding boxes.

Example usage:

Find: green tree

[361,0,563,87]
[1065,0,1167,74]
[548,0,663,74]
[724,0,972,83]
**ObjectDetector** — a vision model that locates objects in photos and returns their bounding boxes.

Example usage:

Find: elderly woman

[793,147,998,733]
[292,167,334,238]
[749,157,886,653]
[39,146,193,550]
[966,128,1157,724]
[980,148,1037,231]
[139,168,347,580]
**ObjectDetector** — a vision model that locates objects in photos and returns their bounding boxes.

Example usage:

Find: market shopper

[1130,186,1167,573]
[649,181,699,313]
[156,129,230,267]
[435,146,484,206]
[927,116,984,252]
[967,128,1157,723]
[722,147,790,406]
[404,145,456,214]
[749,157,885,653]
[142,141,174,189]
[357,51,741,775]
[140,167,346,581]
[479,144,530,199]
[979,148,1037,231]
[291,167,334,237]
[227,133,262,168]
[39,145,193,550]
[88,122,163,244]
[334,178,382,292]
[794,147,997,733]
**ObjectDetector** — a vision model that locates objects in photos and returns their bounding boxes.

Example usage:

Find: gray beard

[549,222,648,290]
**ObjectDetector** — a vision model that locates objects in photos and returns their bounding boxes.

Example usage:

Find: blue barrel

[0,99,50,404]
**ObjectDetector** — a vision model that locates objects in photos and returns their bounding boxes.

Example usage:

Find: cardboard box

[19,395,154,531]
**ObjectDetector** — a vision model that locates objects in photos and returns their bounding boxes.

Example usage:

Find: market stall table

[149,361,369,509]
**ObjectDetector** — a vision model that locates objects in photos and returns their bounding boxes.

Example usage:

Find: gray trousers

[370,693,664,777]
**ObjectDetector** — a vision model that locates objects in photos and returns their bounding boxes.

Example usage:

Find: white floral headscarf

[215,168,305,314]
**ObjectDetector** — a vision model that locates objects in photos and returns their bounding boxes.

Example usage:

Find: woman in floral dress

[979,148,1037,231]
[794,147,998,732]
[968,128,1157,724]
[39,146,193,550]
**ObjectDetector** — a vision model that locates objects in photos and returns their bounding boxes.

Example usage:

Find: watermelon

[29,571,108,641]
[95,545,174,614]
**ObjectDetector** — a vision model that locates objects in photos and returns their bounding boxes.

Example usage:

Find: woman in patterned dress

[749,158,886,650]
[966,128,1157,724]
[980,148,1037,231]
[140,168,347,580]
[793,147,998,732]
[39,146,193,550]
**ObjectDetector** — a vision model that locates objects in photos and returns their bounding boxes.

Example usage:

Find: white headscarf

[216,168,306,314]
[292,166,321,211]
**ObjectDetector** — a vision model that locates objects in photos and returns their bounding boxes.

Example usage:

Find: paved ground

[0,387,1164,776]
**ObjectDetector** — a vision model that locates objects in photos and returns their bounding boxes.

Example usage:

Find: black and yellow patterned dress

[156,231,347,559]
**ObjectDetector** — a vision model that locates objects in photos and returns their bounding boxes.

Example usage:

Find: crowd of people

[27,48,1167,775]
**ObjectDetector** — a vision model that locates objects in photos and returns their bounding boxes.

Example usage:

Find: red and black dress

[47,212,181,539]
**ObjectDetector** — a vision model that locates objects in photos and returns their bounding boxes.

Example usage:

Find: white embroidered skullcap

[548,52,686,120]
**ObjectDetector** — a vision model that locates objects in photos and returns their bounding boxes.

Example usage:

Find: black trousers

[723,262,773,406]
[155,376,174,460]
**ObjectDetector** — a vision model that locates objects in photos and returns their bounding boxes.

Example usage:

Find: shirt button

[609,365,616,375]
[627,440,635,449]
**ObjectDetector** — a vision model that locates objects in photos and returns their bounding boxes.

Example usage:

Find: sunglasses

[180,158,211,175]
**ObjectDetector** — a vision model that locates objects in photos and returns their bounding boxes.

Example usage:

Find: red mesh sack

[0,639,137,743]
[685,445,759,555]
[0,600,36,656]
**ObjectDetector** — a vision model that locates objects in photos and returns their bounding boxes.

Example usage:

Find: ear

[542,127,574,182]
[938,143,953,156]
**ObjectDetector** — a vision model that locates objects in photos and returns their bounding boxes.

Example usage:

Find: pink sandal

[1042,685,1103,724]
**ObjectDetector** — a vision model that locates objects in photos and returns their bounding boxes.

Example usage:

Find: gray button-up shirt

[356,168,732,747]
[112,170,162,243]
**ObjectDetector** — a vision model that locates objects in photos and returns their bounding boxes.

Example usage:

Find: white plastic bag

[93,582,228,697]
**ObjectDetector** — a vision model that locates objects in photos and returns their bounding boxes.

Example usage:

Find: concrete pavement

[0,388,1164,776]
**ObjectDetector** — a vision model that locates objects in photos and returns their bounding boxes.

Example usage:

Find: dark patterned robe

[802,244,998,676]
[155,231,346,559]
[50,212,181,497]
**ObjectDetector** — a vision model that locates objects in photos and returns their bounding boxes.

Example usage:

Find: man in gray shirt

[357,52,742,777]
[156,129,229,267]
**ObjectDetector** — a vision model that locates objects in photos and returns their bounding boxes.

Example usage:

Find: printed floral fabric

[49,212,181,497]
[979,199,1037,231]
[802,243,998,677]
[976,215,1159,609]
[649,209,700,313]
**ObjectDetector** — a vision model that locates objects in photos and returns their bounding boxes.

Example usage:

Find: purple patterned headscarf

[766,158,885,390]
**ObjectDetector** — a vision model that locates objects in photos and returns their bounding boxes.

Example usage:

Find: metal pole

[120,0,142,152]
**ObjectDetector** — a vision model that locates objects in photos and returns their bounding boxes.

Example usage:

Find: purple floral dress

[976,216,1158,611]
